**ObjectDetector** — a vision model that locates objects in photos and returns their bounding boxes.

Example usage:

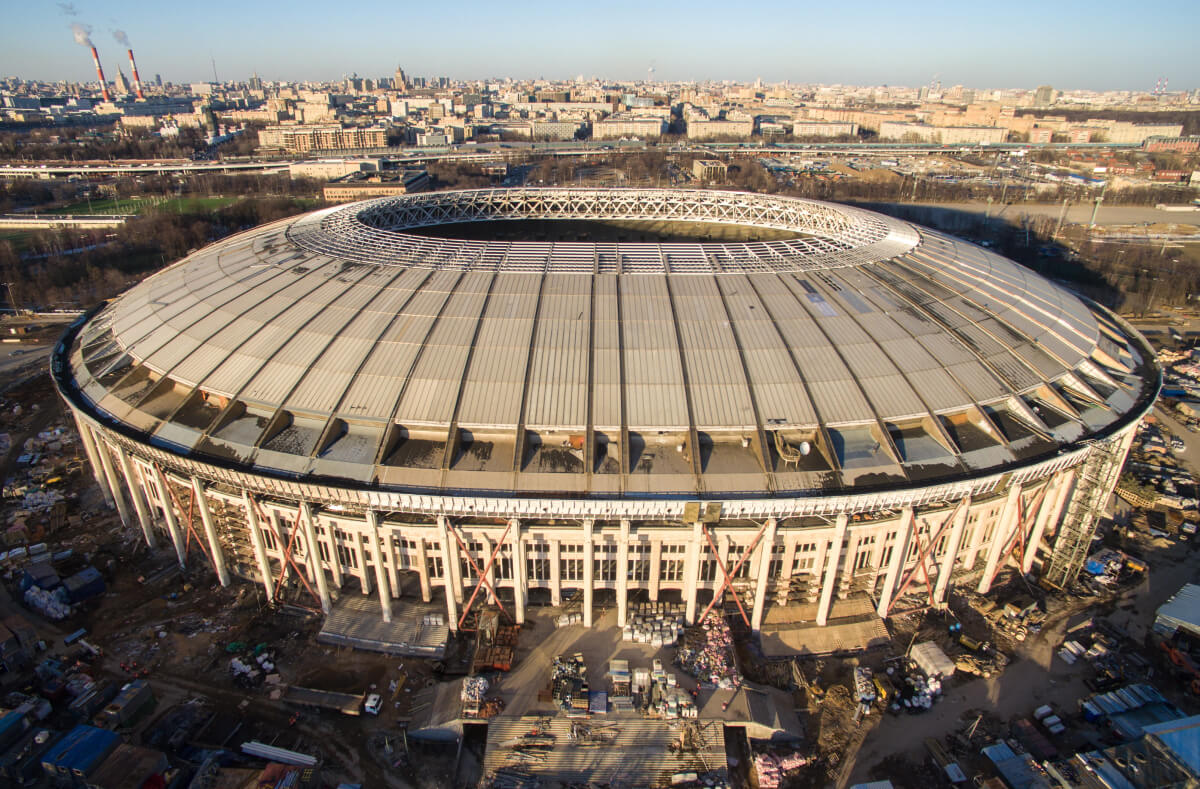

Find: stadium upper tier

[61,188,1155,496]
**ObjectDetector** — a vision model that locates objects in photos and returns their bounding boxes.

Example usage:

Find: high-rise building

[1034,85,1055,106]
[394,66,407,90]
[114,68,131,96]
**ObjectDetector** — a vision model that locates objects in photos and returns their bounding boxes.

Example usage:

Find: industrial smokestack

[70,23,110,102]
[90,46,111,102]
[127,49,145,99]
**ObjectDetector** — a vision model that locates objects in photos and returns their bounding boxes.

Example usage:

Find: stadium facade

[52,188,1159,631]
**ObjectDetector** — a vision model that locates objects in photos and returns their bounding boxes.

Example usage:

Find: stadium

[52,187,1159,641]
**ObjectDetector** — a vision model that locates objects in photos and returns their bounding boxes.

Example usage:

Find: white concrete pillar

[582,520,595,628]
[1024,476,1066,574]
[191,478,230,587]
[817,515,848,626]
[366,511,392,623]
[437,516,459,631]
[242,492,275,601]
[550,538,562,606]
[153,466,187,568]
[95,438,132,530]
[751,518,777,633]
[684,522,703,625]
[415,534,432,603]
[511,519,527,625]
[73,416,113,507]
[616,520,630,627]
[299,501,331,613]
[876,508,915,618]
[977,483,1024,594]
[648,539,662,602]
[116,446,157,549]
[934,496,971,604]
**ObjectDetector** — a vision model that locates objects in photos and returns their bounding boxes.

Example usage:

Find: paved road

[894,200,1200,229]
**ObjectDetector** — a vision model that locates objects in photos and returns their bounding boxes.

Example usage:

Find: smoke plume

[57,2,78,15]
[70,22,93,47]
[113,29,130,47]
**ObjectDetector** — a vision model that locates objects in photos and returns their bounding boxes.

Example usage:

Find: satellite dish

[799,441,811,456]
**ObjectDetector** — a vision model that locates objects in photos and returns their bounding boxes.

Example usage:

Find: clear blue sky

[3,0,1197,90]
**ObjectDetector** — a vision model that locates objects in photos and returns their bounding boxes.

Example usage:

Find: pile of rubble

[675,612,740,689]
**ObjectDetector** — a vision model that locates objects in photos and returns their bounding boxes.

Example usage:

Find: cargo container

[85,743,168,789]
[41,725,119,783]
[0,729,60,785]
[0,710,30,752]
[98,680,154,728]
[62,568,105,605]
[20,563,59,593]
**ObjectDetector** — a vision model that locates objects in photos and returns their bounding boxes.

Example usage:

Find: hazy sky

[3,0,1197,90]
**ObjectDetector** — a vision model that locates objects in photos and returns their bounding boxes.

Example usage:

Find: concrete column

[934,496,971,604]
[648,540,662,601]
[153,466,187,568]
[116,446,157,549]
[191,478,230,587]
[582,520,595,627]
[684,522,703,625]
[73,416,113,507]
[876,508,915,618]
[299,501,331,613]
[438,516,463,604]
[751,518,777,633]
[840,533,860,592]
[437,516,459,631]
[1024,476,1065,574]
[817,515,848,626]
[415,533,432,603]
[95,438,132,529]
[549,539,562,606]
[242,492,275,601]
[616,520,631,627]
[384,529,400,599]
[511,519,527,625]
[977,483,1023,594]
[366,511,392,623]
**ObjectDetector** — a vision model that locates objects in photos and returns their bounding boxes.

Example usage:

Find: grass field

[48,195,242,215]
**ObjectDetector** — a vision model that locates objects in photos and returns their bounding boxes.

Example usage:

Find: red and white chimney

[90,45,111,102]
[127,49,145,99]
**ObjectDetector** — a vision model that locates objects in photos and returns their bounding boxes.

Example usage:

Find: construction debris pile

[551,654,590,714]
[623,602,685,647]
[754,750,810,789]
[675,612,740,689]
[462,675,505,719]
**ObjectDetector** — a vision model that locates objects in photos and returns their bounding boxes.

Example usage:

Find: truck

[281,686,366,717]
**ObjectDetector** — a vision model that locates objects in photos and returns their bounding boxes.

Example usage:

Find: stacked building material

[754,751,809,789]
[674,612,740,688]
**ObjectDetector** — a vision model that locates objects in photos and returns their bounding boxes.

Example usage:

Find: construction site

[10,188,1200,787]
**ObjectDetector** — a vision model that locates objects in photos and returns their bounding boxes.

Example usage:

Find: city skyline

[2,0,1198,91]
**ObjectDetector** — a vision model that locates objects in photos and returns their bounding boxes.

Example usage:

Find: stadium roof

[61,188,1155,497]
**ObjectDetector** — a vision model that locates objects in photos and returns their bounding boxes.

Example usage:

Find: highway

[0,138,1146,180]
[868,200,1200,230]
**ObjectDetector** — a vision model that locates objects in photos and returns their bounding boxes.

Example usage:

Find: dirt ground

[839,528,1200,788]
